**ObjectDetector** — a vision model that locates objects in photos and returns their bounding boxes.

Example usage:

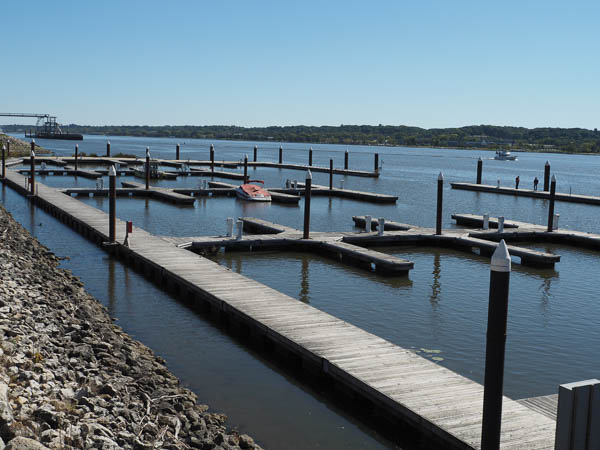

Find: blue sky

[1,1,598,129]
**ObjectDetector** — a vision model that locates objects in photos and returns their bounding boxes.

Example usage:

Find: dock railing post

[365,215,372,232]
[309,146,313,166]
[477,157,483,184]
[554,379,600,450]
[543,161,551,191]
[1,144,5,179]
[210,144,215,172]
[74,144,79,171]
[30,140,36,196]
[176,143,180,160]
[145,147,150,190]
[483,214,489,230]
[344,150,349,170]
[436,172,443,235]
[106,140,111,157]
[303,170,312,239]
[253,145,258,162]
[279,145,283,164]
[109,165,116,242]
[329,159,333,190]
[226,218,234,237]
[547,175,556,232]
[378,217,385,236]
[498,216,504,233]
[374,153,379,173]
[243,154,248,183]
[481,240,511,450]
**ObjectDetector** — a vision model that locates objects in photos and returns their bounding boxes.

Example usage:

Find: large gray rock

[4,437,49,450]
[0,383,13,426]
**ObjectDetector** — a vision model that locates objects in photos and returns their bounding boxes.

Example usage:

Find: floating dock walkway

[1,170,558,449]
[451,182,600,206]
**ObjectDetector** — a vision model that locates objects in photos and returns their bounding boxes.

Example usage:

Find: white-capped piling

[303,170,312,239]
[145,147,150,190]
[109,165,117,242]
[436,172,443,235]
[547,175,557,232]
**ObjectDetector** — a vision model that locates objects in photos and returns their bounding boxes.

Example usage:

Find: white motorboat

[235,180,272,202]
[494,150,517,161]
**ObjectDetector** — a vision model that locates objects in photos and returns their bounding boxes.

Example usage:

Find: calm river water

[3,134,600,449]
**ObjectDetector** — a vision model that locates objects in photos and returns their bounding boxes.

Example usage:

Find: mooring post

[344,149,349,170]
[1,144,5,179]
[483,214,490,230]
[210,144,215,172]
[477,157,483,184]
[74,144,79,171]
[253,145,258,162]
[542,161,551,191]
[30,140,36,196]
[553,213,560,230]
[176,143,180,160]
[498,216,505,233]
[303,170,312,239]
[236,220,243,240]
[547,175,557,232]
[378,217,385,236]
[106,140,111,157]
[329,159,334,190]
[243,154,248,183]
[365,215,372,232]
[374,153,379,173]
[124,221,133,247]
[436,172,443,235]
[109,165,116,242]
[145,147,150,190]
[226,218,234,237]
[279,145,283,164]
[309,146,313,166]
[481,240,511,450]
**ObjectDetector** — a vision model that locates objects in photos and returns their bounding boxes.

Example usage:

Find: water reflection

[430,253,441,306]
[299,256,310,304]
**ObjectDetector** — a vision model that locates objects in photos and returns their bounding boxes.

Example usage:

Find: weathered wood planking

[2,170,557,449]
[120,180,195,205]
[517,394,558,420]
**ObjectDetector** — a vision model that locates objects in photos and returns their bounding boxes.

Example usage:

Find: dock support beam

[309,147,313,166]
[145,147,150,190]
[30,140,36,196]
[547,175,557,232]
[253,145,258,162]
[109,166,116,242]
[75,144,79,171]
[106,140,111,157]
[303,170,312,239]
[1,144,5,179]
[176,143,180,160]
[279,145,283,164]
[481,240,511,450]
[544,161,550,191]
[243,154,248,183]
[344,150,349,170]
[374,153,379,173]
[436,172,443,235]
[210,144,215,172]
[477,157,483,184]
[329,159,333,190]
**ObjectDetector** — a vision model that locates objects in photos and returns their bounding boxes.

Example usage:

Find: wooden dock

[451,182,600,206]
[247,161,379,178]
[18,168,103,179]
[206,182,301,204]
[120,180,195,205]
[452,214,520,229]
[1,171,559,449]
[352,215,414,231]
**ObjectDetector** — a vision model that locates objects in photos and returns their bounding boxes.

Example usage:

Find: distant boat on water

[494,150,517,161]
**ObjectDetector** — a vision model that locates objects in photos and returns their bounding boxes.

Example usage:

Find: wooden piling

[477,157,483,184]
[279,145,283,164]
[481,240,511,450]
[6,141,9,157]
[75,144,79,171]
[30,140,35,195]
[374,153,379,173]
[309,147,313,166]
[303,171,312,239]
[176,143,180,160]
[106,140,111,157]
[544,161,550,191]
[210,144,215,172]
[1,144,5,179]
[109,166,116,242]
[344,150,349,170]
[145,147,150,190]
[253,145,258,162]
[547,175,556,232]
[243,154,248,183]
[436,172,443,235]
[329,159,333,190]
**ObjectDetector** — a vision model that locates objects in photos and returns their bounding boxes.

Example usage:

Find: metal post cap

[31,139,35,144]
[438,172,444,181]
[306,170,312,180]
[1,145,5,150]
[478,157,482,161]
[551,174,556,182]
[107,140,110,144]
[109,165,117,177]
[31,150,35,157]
[545,160,550,166]
[491,240,511,272]
[146,147,150,157]
[75,144,78,149]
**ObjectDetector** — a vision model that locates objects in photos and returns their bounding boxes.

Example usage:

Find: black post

[303,171,312,239]
[543,161,550,191]
[74,144,79,171]
[329,159,333,190]
[176,143,180,160]
[243,154,248,183]
[436,172,443,235]
[106,140,111,157]
[374,153,379,173]
[109,166,116,242]
[6,141,9,157]
[344,150,349,170]
[145,147,150,190]
[253,145,258,162]
[309,147,313,166]
[547,175,556,232]
[279,145,283,164]
[477,157,483,184]
[30,140,35,195]
[481,240,511,450]
[1,144,6,179]
[210,144,214,172]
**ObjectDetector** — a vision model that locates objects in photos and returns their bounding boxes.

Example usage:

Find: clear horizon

[1,1,598,130]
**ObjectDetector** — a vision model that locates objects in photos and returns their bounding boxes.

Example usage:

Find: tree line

[3,124,599,153]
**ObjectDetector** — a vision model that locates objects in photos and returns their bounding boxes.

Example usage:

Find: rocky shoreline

[0,135,48,158]
[0,204,261,449]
